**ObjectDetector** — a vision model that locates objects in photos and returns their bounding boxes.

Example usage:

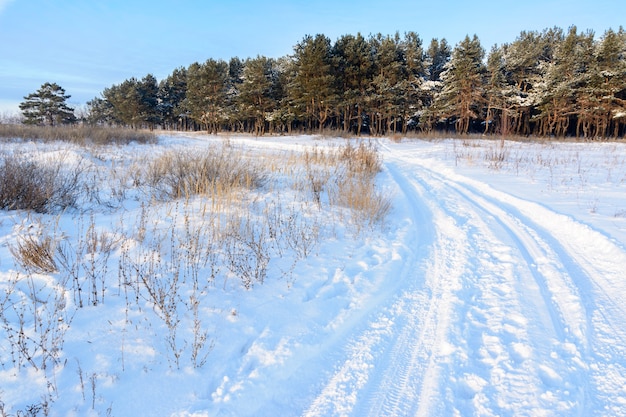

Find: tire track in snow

[438,170,626,416]
[303,140,626,416]
[418,169,590,414]
[387,157,569,416]
[385,143,626,416]
[360,182,469,417]
[303,153,470,417]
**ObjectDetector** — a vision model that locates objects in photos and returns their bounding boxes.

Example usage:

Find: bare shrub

[0,401,47,417]
[223,215,271,290]
[340,141,382,176]
[0,152,83,213]
[329,172,392,231]
[55,215,120,307]
[485,138,509,169]
[0,269,74,414]
[143,147,267,201]
[117,201,221,369]
[264,200,320,260]
[303,142,390,231]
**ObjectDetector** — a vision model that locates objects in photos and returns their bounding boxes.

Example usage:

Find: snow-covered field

[1,134,626,416]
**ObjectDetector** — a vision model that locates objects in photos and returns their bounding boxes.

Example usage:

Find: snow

[1,134,626,416]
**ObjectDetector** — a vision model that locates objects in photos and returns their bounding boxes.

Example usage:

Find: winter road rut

[302,141,626,416]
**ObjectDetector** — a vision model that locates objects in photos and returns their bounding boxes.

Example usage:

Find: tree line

[31,26,626,138]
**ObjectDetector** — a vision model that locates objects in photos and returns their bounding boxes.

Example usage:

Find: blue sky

[1,0,625,114]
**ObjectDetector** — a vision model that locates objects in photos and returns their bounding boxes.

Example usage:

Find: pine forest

[84,26,626,139]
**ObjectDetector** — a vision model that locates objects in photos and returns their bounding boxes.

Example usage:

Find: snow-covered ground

[1,134,625,416]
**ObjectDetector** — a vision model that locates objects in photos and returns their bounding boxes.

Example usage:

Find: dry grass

[0,152,83,213]
[0,124,156,145]
[142,147,267,201]
[339,141,383,176]
[299,141,390,231]
[330,174,392,229]
[3,136,392,385]
[10,234,58,274]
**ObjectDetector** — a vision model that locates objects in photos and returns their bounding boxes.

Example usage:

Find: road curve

[302,140,626,416]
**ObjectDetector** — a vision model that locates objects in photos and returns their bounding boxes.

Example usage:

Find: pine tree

[503,28,562,135]
[420,38,451,131]
[426,38,451,82]
[583,28,626,137]
[434,35,486,134]
[273,56,297,133]
[238,56,280,135]
[158,67,188,130]
[137,74,160,130]
[289,34,336,131]
[401,31,427,133]
[537,26,593,137]
[226,57,245,131]
[186,59,230,133]
[86,96,114,126]
[101,78,143,128]
[332,33,374,134]
[484,45,509,134]
[20,82,76,126]
[370,33,407,135]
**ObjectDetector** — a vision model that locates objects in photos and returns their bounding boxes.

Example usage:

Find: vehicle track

[304,142,626,416]
[419,157,626,416]
[303,157,469,417]
[382,143,626,416]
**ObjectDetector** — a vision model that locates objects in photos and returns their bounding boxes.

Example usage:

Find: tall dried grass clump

[0,124,156,145]
[10,234,58,274]
[340,142,383,176]
[143,146,267,201]
[302,142,391,230]
[330,174,392,229]
[0,152,83,213]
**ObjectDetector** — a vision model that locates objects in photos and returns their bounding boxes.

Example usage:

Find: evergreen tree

[537,26,594,137]
[580,28,626,137]
[401,31,427,133]
[503,28,562,135]
[484,45,509,134]
[370,33,407,135]
[435,35,487,134]
[101,78,135,127]
[332,33,374,134]
[421,38,450,131]
[186,59,230,133]
[227,57,245,130]
[426,38,451,82]
[238,56,280,135]
[86,96,114,126]
[101,77,148,128]
[20,82,76,126]
[137,74,160,129]
[289,34,336,131]
[600,28,626,136]
[158,67,188,130]
[273,56,298,133]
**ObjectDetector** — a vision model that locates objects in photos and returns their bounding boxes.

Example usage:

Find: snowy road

[299,140,626,416]
[3,135,626,416]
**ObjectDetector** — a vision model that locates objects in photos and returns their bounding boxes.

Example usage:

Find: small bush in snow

[143,147,267,201]
[0,152,83,213]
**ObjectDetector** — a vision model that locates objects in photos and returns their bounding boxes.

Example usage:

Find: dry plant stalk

[10,234,58,274]
[0,124,156,145]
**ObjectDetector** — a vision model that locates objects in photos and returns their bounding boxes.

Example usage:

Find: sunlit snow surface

[1,134,625,416]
